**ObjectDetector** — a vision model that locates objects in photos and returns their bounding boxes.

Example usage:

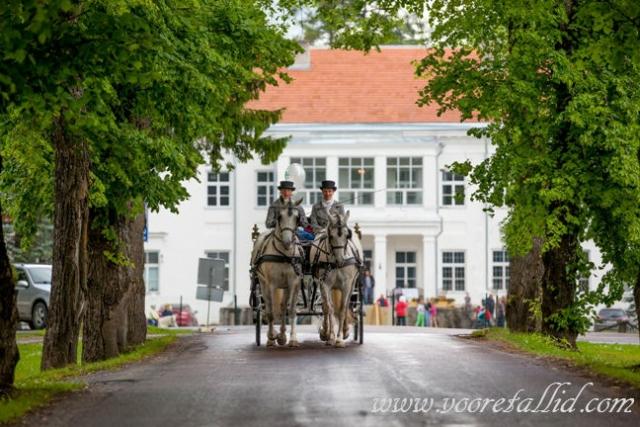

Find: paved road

[17,326,638,427]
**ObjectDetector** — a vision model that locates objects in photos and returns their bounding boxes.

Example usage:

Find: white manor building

[144,47,603,324]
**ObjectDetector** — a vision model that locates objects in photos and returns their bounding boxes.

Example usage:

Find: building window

[290,158,326,205]
[492,250,510,290]
[387,157,422,205]
[442,251,465,291]
[442,170,465,206]
[338,157,374,205]
[144,251,159,293]
[578,250,590,293]
[256,171,276,207]
[205,251,230,291]
[395,251,417,288]
[207,172,230,207]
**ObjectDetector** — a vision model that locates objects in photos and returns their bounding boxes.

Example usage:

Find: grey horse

[310,211,362,347]
[251,200,304,347]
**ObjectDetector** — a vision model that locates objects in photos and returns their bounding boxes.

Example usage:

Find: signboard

[197,258,225,288]
[196,286,224,302]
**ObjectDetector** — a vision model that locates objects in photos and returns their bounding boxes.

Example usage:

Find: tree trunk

[541,233,579,348]
[41,122,89,370]
[507,238,543,333]
[0,157,20,394]
[83,212,132,362]
[127,212,147,346]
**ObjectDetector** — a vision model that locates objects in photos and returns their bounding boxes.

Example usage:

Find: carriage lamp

[251,224,260,242]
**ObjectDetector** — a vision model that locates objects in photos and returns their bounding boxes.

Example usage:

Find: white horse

[310,211,362,348]
[251,200,304,347]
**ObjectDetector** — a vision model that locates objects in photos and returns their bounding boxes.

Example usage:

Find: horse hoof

[319,331,328,341]
[343,329,350,340]
[327,338,336,346]
[277,335,287,346]
[335,340,346,348]
[266,339,276,347]
[288,340,300,347]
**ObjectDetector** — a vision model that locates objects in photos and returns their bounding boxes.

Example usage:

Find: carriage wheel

[255,308,261,346]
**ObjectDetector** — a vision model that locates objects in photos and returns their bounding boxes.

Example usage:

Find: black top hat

[319,180,337,190]
[277,180,296,190]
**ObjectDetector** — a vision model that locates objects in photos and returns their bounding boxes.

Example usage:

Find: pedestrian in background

[377,293,388,307]
[396,296,408,326]
[497,296,506,327]
[360,270,375,305]
[429,302,438,328]
[415,297,426,327]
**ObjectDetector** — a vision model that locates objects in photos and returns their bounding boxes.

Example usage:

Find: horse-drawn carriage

[249,205,364,347]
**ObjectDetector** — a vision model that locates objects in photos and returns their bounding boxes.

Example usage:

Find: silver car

[15,264,51,329]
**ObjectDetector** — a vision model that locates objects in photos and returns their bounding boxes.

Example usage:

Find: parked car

[159,303,199,327]
[593,308,628,332]
[14,264,52,330]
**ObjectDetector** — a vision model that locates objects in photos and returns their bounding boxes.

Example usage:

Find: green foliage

[412,0,640,332]
[2,220,53,264]
[0,0,302,248]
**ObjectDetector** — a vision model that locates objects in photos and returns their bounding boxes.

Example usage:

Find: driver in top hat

[310,180,345,234]
[265,180,308,229]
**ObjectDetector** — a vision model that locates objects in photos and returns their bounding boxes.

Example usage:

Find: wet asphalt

[15,326,639,427]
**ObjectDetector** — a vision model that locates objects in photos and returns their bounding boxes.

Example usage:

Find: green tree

[413,0,640,347]
[291,0,640,345]
[0,0,301,375]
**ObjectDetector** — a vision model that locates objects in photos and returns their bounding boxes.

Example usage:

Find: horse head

[328,210,351,267]
[276,199,302,249]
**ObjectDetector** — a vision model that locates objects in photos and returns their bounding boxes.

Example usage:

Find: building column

[373,234,387,299]
[422,235,437,300]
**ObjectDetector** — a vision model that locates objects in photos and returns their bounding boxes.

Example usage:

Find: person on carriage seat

[310,180,345,235]
[265,180,309,240]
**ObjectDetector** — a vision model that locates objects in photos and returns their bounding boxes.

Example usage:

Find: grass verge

[479,328,640,389]
[0,331,181,424]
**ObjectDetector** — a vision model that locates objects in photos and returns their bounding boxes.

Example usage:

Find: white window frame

[386,157,423,205]
[206,171,231,207]
[492,249,510,290]
[256,170,276,208]
[205,251,231,291]
[338,157,375,206]
[290,157,326,205]
[144,250,160,293]
[442,250,465,291]
[395,251,417,288]
[441,170,466,206]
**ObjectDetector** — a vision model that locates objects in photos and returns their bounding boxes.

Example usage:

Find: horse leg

[319,278,335,345]
[288,275,300,347]
[277,288,288,346]
[264,282,276,347]
[317,276,330,341]
[335,286,351,348]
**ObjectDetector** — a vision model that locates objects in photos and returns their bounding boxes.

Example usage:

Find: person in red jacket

[396,296,408,326]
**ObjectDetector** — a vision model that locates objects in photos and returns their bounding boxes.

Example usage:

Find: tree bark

[0,155,20,395]
[83,212,132,362]
[127,212,147,346]
[541,232,579,348]
[41,121,89,370]
[507,238,543,333]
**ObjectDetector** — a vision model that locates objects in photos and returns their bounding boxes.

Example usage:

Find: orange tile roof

[249,47,464,123]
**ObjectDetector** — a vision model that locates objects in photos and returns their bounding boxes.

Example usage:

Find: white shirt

[322,198,335,212]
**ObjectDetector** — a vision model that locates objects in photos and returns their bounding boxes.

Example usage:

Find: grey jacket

[265,197,308,229]
[310,200,345,233]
